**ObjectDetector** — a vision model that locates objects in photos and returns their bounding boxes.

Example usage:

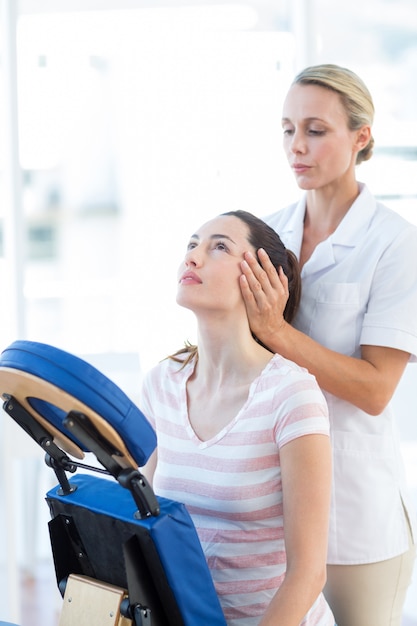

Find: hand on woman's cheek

[240,249,288,342]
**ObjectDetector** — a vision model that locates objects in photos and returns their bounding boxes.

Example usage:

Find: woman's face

[177,215,254,314]
[282,83,362,190]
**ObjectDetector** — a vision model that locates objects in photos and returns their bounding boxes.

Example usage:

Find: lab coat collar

[284,183,377,276]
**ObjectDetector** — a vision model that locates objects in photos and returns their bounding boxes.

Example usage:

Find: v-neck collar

[180,355,277,448]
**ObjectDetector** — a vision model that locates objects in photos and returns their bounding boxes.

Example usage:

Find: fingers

[239,272,257,308]
[278,265,289,298]
[241,249,288,295]
[256,248,283,289]
[240,259,269,308]
[240,248,290,341]
[242,249,278,291]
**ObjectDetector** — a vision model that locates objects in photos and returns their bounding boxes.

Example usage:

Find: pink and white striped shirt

[140,353,334,626]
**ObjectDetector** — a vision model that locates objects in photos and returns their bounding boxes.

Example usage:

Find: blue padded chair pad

[0,340,156,467]
[47,474,227,626]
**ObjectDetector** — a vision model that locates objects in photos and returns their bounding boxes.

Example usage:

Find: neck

[305,179,360,235]
[192,314,272,388]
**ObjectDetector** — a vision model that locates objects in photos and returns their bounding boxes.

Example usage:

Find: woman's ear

[355,125,372,151]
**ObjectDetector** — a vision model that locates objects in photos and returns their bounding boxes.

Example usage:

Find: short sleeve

[361,223,417,361]
[272,368,330,449]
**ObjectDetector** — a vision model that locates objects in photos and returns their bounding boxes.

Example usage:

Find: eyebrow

[190,233,237,244]
[282,116,326,124]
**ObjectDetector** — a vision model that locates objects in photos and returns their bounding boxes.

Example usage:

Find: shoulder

[373,200,417,235]
[356,184,417,243]
[367,202,417,269]
[267,352,315,378]
[259,354,326,401]
[143,356,192,388]
[260,356,329,442]
[263,200,300,231]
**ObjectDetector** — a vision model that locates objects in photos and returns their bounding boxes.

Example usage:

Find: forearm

[259,565,326,626]
[261,320,391,415]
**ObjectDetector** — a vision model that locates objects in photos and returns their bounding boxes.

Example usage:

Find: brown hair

[169,210,301,365]
[293,63,375,164]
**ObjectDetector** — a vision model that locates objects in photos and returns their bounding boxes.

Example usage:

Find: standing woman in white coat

[240,64,417,626]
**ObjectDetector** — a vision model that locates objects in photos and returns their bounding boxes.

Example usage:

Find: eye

[187,241,198,251]
[282,127,294,136]
[308,128,326,136]
[214,240,229,252]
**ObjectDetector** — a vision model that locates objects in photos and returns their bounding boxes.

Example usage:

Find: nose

[288,128,306,155]
[184,246,201,267]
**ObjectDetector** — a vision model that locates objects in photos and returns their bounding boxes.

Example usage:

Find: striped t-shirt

[140,353,334,626]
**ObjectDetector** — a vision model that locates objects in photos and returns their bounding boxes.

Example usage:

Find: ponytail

[283,249,301,323]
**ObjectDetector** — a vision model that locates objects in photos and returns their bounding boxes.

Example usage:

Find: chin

[176,293,194,311]
[295,177,317,191]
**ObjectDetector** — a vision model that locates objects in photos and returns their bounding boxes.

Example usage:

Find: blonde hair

[294,64,375,164]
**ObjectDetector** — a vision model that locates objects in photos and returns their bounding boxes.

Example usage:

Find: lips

[292,163,310,173]
[179,271,202,284]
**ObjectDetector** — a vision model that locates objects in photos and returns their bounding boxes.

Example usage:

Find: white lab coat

[265,183,417,564]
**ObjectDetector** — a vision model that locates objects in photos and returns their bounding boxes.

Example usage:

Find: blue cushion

[47,474,227,625]
[0,340,156,466]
